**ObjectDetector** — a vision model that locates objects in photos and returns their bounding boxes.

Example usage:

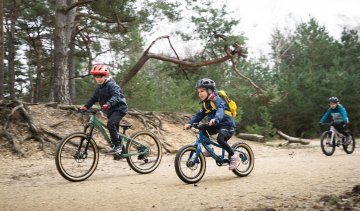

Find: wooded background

[1,0,360,138]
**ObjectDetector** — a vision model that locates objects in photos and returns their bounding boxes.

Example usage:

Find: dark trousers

[107,111,126,146]
[333,123,349,137]
[202,125,235,157]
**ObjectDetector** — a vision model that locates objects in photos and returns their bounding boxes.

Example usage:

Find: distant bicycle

[174,123,254,184]
[55,108,162,182]
[320,122,355,156]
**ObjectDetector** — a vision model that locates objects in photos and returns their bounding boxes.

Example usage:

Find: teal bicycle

[55,108,162,182]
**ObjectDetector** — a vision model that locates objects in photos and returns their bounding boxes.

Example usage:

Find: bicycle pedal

[113,154,124,160]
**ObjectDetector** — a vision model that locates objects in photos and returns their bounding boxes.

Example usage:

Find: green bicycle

[55,108,162,182]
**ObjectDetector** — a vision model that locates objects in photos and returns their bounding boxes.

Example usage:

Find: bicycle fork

[75,125,95,159]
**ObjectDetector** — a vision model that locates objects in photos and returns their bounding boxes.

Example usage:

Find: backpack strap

[203,101,216,114]
[203,100,232,116]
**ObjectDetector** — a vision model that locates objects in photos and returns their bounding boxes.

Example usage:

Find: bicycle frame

[81,111,148,158]
[328,125,345,143]
[190,129,228,165]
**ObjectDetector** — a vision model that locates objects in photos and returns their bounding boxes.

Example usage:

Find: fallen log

[237,133,265,143]
[277,130,310,145]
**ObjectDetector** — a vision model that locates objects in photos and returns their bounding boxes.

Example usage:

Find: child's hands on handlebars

[183,119,218,130]
[183,124,191,130]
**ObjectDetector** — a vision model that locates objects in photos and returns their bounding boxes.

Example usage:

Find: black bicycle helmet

[328,96,339,103]
[195,78,216,91]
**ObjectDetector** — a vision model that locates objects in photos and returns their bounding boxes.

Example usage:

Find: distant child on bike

[80,65,128,157]
[184,78,240,170]
[319,97,350,143]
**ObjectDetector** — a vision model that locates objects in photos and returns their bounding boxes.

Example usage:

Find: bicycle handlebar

[79,108,103,115]
[321,121,348,126]
[192,121,219,130]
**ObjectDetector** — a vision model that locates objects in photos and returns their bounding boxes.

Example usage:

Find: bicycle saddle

[120,124,132,130]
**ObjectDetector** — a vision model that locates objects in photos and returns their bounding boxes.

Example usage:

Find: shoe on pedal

[229,154,240,170]
[113,146,123,160]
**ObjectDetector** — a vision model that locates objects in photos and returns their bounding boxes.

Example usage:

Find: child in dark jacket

[184,78,239,170]
[80,65,128,157]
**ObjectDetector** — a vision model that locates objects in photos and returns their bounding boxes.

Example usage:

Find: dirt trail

[0,141,359,210]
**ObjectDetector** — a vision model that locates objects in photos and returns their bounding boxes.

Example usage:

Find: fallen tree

[277,130,310,146]
[237,133,265,143]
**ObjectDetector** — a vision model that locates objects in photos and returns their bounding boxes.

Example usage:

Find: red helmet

[90,64,109,76]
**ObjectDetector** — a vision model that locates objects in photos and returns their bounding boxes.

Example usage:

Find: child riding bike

[80,64,128,158]
[319,97,350,145]
[184,78,240,170]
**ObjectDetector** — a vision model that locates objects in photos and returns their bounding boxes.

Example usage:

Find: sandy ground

[0,140,359,210]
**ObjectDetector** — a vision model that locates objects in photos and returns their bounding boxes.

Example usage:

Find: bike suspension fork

[79,125,95,154]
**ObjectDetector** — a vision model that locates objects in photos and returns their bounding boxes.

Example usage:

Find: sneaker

[229,155,240,170]
[113,146,124,160]
[113,145,122,155]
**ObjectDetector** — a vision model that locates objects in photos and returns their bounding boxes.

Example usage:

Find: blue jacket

[85,78,128,116]
[320,104,349,124]
[188,95,236,128]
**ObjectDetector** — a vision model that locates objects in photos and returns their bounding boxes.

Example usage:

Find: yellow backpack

[202,90,237,117]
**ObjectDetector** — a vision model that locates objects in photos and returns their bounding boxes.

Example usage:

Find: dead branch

[277,130,310,145]
[4,103,23,130]
[119,35,262,94]
[17,102,46,149]
[0,129,25,156]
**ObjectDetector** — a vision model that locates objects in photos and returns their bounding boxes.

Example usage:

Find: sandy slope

[0,140,359,210]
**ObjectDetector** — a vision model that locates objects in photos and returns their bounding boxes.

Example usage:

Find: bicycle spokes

[55,133,99,182]
[126,131,162,174]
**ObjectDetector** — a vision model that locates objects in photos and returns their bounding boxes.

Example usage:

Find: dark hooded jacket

[85,78,128,116]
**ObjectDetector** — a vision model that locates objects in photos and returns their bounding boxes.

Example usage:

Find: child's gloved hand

[209,119,216,126]
[184,124,191,130]
[79,106,87,111]
[102,104,109,110]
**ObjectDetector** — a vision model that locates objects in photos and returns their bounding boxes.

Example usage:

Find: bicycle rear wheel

[320,131,336,156]
[231,141,254,177]
[55,132,99,182]
[174,145,206,184]
[344,132,355,154]
[126,130,162,174]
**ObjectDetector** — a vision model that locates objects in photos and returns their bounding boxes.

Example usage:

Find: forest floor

[0,104,359,210]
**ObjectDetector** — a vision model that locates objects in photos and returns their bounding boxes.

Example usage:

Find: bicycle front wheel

[231,141,255,177]
[344,132,355,154]
[320,131,335,156]
[174,145,206,184]
[126,130,162,174]
[55,132,99,182]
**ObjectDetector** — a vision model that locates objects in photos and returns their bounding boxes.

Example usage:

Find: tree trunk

[53,0,76,104]
[0,0,4,100]
[68,35,76,103]
[8,0,21,100]
[34,38,43,103]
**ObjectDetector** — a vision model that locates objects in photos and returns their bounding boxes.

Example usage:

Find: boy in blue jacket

[184,78,239,170]
[80,65,128,157]
[320,97,350,143]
